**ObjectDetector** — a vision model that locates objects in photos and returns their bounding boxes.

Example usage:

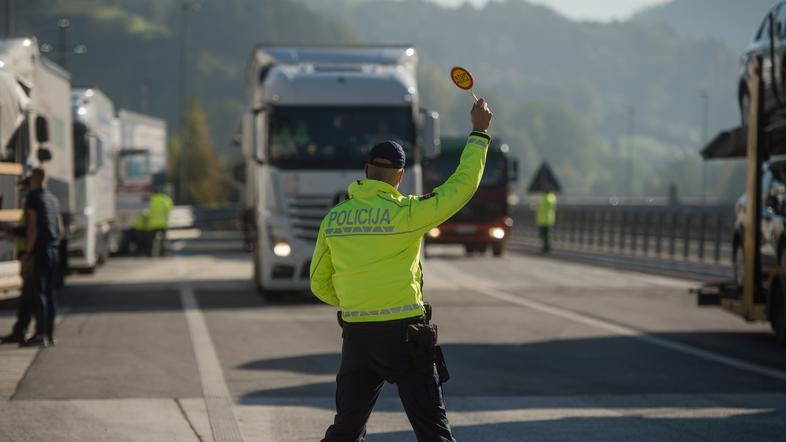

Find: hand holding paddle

[471,98,493,133]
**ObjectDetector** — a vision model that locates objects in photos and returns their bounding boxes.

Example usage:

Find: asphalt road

[1,229,785,441]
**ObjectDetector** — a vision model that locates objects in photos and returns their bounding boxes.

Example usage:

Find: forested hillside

[306,0,744,198]
[9,0,750,199]
[633,0,773,50]
[13,0,356,152]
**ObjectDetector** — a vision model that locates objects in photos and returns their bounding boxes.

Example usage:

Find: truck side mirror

[35,116,50,143]
[37,148,52,162]
[766,194,779,209]
[509,158,519,183]
[419,109,440,159]
[88,135,101,174]
[245,109,267,163]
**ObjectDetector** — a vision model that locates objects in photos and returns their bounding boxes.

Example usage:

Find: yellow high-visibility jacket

[133,193,173,231]
[147,193,173,230]
[536,192,557,227]
[310,132,490,322]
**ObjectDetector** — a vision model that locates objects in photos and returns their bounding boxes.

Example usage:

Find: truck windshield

[73,123,89,178]
[118,151,150,184]
[268,106,415,169]
[424,152,507,189]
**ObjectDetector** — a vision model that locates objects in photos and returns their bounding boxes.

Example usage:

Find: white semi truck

[69,88,117,271]
[241,45,439,296]
[113,109,167,254]
[0,37,74,290]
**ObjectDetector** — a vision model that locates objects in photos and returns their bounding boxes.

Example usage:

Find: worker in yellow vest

[536,191,557,253]
[131,189,173,257]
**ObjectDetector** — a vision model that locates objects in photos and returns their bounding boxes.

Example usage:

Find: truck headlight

[427,228,441,238]
[489,227,505,239]
[273,241,291,257]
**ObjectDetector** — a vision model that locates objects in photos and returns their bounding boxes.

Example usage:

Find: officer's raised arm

[407,99,493,232]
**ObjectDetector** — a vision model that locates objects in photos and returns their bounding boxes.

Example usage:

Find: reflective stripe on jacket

[310,132,491,323]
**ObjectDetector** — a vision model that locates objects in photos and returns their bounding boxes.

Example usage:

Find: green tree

[171,102,232,205]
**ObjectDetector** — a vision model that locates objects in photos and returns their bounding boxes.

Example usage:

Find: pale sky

[428,0,672,22]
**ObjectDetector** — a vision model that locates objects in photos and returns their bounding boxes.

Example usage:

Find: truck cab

[423,138,515,256]
[70,88,117,271]
[0,37,74,288]
[241,46,439,295]
[113,110,167,254]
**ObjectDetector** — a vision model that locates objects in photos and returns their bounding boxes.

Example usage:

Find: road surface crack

[175,397,205,442]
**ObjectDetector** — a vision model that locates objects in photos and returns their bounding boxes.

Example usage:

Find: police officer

[310,99,493,441]
[536,191,556,253]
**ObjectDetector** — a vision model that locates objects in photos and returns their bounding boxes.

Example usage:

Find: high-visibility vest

[147,193,173,230]
[310,132,491,323]
[536,192,557,227]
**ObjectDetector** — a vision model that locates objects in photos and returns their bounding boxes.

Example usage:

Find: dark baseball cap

[368,140,405,169]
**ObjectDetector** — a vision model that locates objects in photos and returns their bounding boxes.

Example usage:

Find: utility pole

[51,19,86,73]
[141,77,152,114]
[626,105,635,198]
[4,0,14,37]
[178,1,199,204]
[699,90,709,204]
[57,19,72,72]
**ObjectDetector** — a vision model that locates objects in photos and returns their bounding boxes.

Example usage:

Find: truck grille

[286,194,333,241]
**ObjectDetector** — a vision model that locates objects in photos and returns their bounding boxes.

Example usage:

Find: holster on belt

[405,309,451,384]
[405,322,437,375]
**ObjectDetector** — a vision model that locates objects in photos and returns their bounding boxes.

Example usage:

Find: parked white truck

[241,45,439,296]
[0,37,74,290]
[69,88,117,271]
[113,109,167,254]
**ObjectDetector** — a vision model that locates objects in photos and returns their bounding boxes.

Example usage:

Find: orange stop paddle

[450,66,478,102]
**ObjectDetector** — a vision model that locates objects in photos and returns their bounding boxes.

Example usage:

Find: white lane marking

[181,287,245,442]
[435,262,786,383]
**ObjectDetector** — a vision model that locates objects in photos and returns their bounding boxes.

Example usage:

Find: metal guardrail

[510,204,736,265]
[170,206,240,229]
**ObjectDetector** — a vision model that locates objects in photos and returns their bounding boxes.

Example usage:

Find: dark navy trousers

[34,247,59,337]
[322,317,455,442]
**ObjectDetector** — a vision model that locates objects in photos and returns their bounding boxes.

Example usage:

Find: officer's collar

[348,179,402,199]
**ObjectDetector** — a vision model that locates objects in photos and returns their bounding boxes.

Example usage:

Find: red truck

[423,137,516,256]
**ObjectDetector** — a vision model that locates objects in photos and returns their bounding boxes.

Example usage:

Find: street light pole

[626,105,635,198]
[699,90,709,204]
[57,18,71,72]
[4,0,14,37]
[177,1,198,204]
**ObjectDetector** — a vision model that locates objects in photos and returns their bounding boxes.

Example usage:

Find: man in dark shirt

[20,168,63,346]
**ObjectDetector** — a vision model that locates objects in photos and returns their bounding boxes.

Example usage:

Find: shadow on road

[237,332,786,408]
[370,411,785,442]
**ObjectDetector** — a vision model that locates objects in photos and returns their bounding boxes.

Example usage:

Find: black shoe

[21,335,51,348]
[0,333,25,344]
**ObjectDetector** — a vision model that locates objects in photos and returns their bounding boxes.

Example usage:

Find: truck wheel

[733,240,744,288]
[464,244,474,255]
[492,243,504,257]
[253,242,264,294]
